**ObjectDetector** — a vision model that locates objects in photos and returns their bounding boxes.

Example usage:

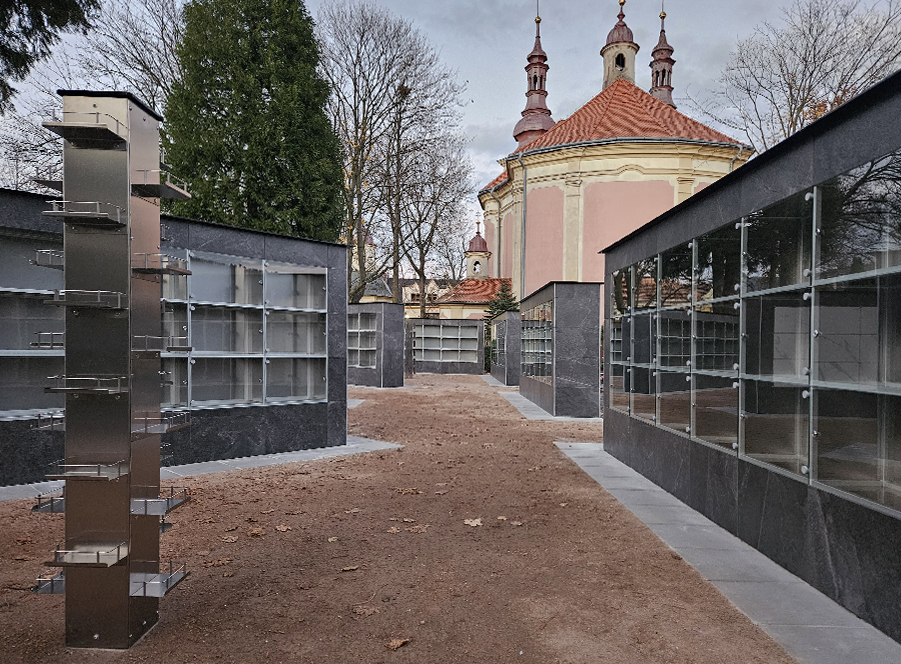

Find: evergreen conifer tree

[485,279,519,319]
[163,0,343,241]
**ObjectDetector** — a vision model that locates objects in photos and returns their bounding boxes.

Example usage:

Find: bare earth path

[0,374,796,663]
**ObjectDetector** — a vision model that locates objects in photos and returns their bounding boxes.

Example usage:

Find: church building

[478,1,753,298]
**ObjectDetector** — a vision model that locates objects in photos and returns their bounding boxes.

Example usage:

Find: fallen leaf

[464,518,482,527]
[405,525,429,533]
[221,535,239,543]
[328,537,338,543]
[497,516,508,521]
[352,604,378,617]
[13,554,33,561]
[402,518,415,523]
[285,510,303,515]
[511,521,523,526]
[559,503,568,507]
[200,517,216,524]
[670,552,682,560]
[386,527,401,534]
[341,566,358,572]
[15,537,33,546]
[275,525,291,532]
[387,638,410,651]
[261,509,274,514]
[201,558,232,568]
[246,517,258,523]
[344,508,360,514]
[434,490,448,495]
[222,571,234,578]
[225,526,238,532]
[394,488,423,495]
[248,527,265,537]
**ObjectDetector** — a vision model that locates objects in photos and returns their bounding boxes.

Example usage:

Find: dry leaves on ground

[15,537,32,545]
[221,536,239,543]
[225,526,238,532]
[394,488,423,495]
[275,525,291,532]
[328,537,338,542]
[201,558,232,568]
[405,525,429,533]
[387,638,410,651]
[341,566,359,572]
[261,509,274,514]
[464,518,482,527]
[248,527,265,537]
[386,527,400,534]
[352,604,378,617]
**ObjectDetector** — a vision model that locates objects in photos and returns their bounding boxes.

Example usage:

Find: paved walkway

[0,436,401,503]
[481,374,605,422]
[557,442,901,664]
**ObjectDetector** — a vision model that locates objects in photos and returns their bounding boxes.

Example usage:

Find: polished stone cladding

[603,71,901,643]
[489,311,521,386]
[520,282,602,417]
[347,302,404,388]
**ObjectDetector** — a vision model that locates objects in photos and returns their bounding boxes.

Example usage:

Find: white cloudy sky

[306,0,774,195]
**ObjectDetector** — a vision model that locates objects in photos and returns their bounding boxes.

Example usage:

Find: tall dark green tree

[484,279,518,319]
[0,0,99,114]
[163,0,343,240]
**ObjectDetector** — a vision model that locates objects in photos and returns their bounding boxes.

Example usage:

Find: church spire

[649,1,677,108]
[513,1,555,148]
[601,0,639,90]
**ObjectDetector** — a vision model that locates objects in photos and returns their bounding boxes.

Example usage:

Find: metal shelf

[31,249,65,270]
[131,411,191,436]
[32,492,65,514]
[132,335,192,353]
[30,332,65,349]
[43,201,126,227]
[32,571,65,594]
[130,487,190,516]
[49,539,129,567]
[45,375,129,395]
[46,459,129,481]
[43,112,128,149]
[44,289,127,309]
[33,178,62,192]
[132,253,191,275]
[131,170,191,200]
[129,562,188,597]
[32,412,65,432]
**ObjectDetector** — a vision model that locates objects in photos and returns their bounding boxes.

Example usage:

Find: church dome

[468,231,488,253]
[605,1,635,46]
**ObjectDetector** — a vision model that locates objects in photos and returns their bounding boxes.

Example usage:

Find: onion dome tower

[601,0,639,90]
[465,223,491,280]
[649,3,677,108]
[513,4,555,147]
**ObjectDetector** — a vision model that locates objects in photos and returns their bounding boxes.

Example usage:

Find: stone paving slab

[481,374,507,387]
[348,398,365,409]
[555,441,901,664]
[0,437,402,502]
[501,392,604,422]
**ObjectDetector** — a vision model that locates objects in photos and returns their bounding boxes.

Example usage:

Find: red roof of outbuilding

[436,278,511,304]
[513,78,743,154]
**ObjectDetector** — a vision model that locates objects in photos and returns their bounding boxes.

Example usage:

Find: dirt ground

[0,374,796,663]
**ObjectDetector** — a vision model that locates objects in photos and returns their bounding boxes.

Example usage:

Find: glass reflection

[746,191,813,292]
[631,366,656,422]
[817,150,901,280]
[611,268,631,316]
[744,292,810,380]
[743,379,809,476]
[609,313,625,364]
[632,313,655,365]
[192,358,263,405]
[815,279,877,385]
[610,363,630,413]
[660,244,693,307]
[192,306,264,354]
[658,370,691,434]
[658,308,691,368]
[633,258,657,310]
[696,222,741,301]
[694,303,740,372]
[693,374,738,449]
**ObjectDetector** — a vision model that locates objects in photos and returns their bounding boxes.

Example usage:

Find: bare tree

[700,0,901,153]
[431,207,473,283]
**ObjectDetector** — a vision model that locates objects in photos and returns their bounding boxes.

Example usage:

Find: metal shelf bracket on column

[45,375,129,395]
[31,332,65,349]
[131,253,192,276]
[43,201,126,228]
[42,112,128,149]
[131,170,191,200]
[31,249,65,270]
[45,458,129,481]
[48,538,129,567]
[44,290,128,309]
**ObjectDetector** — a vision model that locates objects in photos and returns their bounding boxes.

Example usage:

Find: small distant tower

[466,223,491,280]
[649,2,676,108]
[601,0,639,90]
[513,3,555,147]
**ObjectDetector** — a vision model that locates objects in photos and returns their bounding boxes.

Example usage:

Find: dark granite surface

[347,303,404,388]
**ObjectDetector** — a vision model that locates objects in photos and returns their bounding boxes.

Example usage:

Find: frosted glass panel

[268,311,326,354]
[267,358,327,400]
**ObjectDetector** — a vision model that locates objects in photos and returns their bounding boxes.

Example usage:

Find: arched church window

[615,53,625,71]
[473,261,481,274]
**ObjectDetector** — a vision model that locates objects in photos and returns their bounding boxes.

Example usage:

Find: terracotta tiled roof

[513,78,743,154]
[480,171,508,193]
[436,278,511,304]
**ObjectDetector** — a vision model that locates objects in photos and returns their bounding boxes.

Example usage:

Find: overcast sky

[306,0,774,197]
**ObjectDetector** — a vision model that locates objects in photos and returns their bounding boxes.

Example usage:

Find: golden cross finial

[660,0,666,20]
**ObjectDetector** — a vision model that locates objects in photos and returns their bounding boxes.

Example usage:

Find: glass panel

[266,271,326,310]
[631,366,656,422]
[883,273,901,387]
[522,301,553,381]
[162,271,188,300]
[696,221,742,301]
[744,292,810,380]
[745,190,813,292]
[162,303,188,345]
[608,313,627,364]
[0,236,63,291]
[267,312,326,354]
[743,379,809,476]
[633,257,657,311]
[658,308,690,369]
[161,358,188,408]
[191,258,263,305]
[815,278,877,385]
[609,363,630,413]
[693,374,739,449]
[0,357,64,412]
[631,313,655,365]
[267,358,327,401]
[358,312,377,330]
[192,306,264,354]
[610,268,631,317]
[817,149,901,280]
[192,358,262,405]
[658,371,691,434]
[659,243,692,308]
[694,303,740,372]
[0,293,64,350]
